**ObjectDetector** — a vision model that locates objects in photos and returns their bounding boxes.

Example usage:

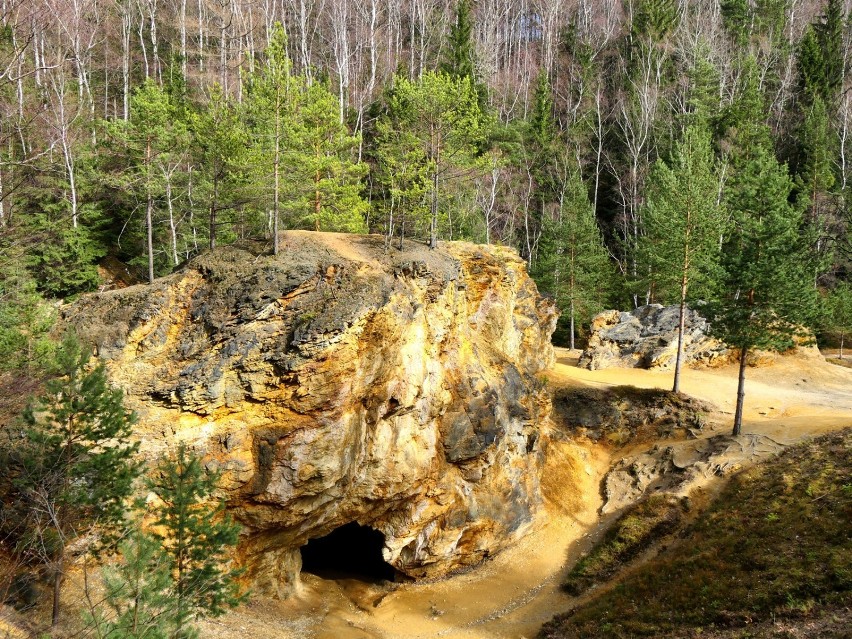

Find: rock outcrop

[579,305,730,371]
[62,232,557,597]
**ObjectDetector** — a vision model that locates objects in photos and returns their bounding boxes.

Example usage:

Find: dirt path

[200,349,852,639]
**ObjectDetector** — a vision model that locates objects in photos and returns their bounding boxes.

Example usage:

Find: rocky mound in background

[579,304,730,370]
[62,232,557,598]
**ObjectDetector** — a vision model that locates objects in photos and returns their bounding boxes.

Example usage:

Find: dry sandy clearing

[195,348,852,639]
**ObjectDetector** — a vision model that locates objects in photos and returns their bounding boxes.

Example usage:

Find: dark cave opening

[300,522,397,582]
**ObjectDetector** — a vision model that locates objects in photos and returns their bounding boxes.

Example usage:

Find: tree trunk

[733,345,748,436]
[273,99,281,255]
[430,169,438,249]
[314,168,322,231]
[51,555,63,626]
[672,278,688,393]
[570,298,575,351]
[146,138,154,284]
[840,333,845,360]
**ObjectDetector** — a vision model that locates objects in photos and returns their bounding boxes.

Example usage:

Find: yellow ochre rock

[63,232,558,597]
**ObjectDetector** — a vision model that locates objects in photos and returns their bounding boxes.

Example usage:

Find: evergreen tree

[287,80,368,232]
[0,249,56,372]
[193,86,249,250]
[795,95,838,278]
[641,126,725,392]
[441,0,486,106]
[87,530,174,639]
[798,0,844,105]
[6,336,140,625]
[721,0,752,47]
[527,71,560,226]
[104,80,192,281]
[825,282,852,359]
[378,72,487,248]
[532,172,611,349]
[711,143,819,436]
[245,23,296,254]
[147,442,243,638]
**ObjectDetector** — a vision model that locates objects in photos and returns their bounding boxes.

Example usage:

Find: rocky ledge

[63,232,557,597]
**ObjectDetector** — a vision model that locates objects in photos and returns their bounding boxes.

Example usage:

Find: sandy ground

[195,348,852,639]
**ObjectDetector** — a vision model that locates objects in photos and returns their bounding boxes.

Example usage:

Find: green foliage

[721,0,752,46]
[824,282,852,356]
[146,442,243,637]
[247,26,366,237]
[798,0,844,105]
[531,172,611,349]
[104,78,193,278]
[192,85,250,250]
[4,335,140,623]
[641,126,725,304]
[633,0,679,41]
[0,250,56,372]
[287,80,368,232]
[441,0,486,105]
[86,530,174,639]
[711,142,819,354]
[376,71,488,247]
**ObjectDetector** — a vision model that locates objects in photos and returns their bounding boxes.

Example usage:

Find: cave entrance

[300,522,397,582]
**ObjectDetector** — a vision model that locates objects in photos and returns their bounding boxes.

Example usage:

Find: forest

[2,0,852,369]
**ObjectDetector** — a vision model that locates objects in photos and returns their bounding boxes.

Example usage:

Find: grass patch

[563,495,688,596]
[540,428,852,639]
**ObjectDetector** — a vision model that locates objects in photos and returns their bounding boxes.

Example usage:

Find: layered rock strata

[63,232,557,597]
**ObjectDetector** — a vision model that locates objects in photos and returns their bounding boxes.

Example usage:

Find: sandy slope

[198,349,852,639]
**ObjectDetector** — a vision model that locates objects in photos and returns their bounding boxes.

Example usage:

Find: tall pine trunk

[51,554,63,626]
[733,345,748,436]
[146,138,154,284]
[672,276,688,393]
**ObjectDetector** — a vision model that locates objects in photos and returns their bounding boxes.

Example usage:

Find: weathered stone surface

[579,304,730,371]
[551,386,715,445]
[601,434,786,514]
[580,304,821,371]
[62,231,557,597]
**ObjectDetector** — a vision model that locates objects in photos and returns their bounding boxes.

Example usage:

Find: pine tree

[441,0,486,106]
[147,442,243,639]
[379,72,487,248]
[192,86,249,250]
[245,23,296,254]
[87,530,174,639]
[532,171,611,349]
[641,126,725,392]
[287,80,368,233]
[104,80,191,282]
[373,115,431,248]
[7,336,140,625]
[711,143,819,436]
[825,282,852,359]
[798,0,844,106]
[795,95,838,278]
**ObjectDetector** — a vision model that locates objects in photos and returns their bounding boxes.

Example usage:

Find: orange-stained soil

[187,347,852,639]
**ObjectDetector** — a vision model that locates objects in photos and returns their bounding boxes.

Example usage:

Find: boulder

[62,231,558,597]
[579,304,730,370]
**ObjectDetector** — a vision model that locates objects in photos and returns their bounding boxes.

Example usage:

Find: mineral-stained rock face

[579,304,730,371]
[62,232,557,597]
